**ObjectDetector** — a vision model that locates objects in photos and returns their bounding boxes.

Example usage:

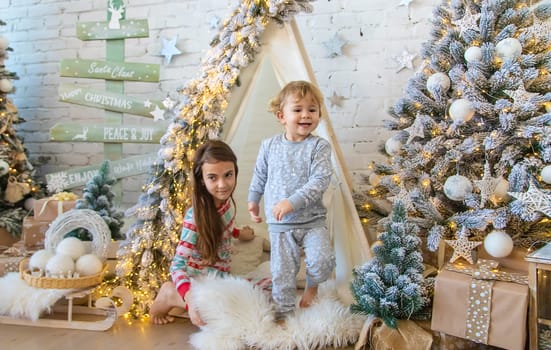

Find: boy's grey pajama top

[248,133,336,318]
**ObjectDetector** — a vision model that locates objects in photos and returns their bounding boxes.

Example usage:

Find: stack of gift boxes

[430,246,530,350]
[0,194,77,276]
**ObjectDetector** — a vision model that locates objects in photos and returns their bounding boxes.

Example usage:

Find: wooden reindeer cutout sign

[108,0,126,30]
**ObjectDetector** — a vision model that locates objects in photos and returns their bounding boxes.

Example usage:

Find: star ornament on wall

[445,227,482,264]
[150,105,166,121]
[328,91,345,108]
[323,33,347,58]
[160,36,182,65]
[394,49,417,72]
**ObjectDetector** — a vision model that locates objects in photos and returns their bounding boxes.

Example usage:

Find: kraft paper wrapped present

[22,216,50,248]
[431,263,529,350]
[33,192,78,221]
[0,226,19,249]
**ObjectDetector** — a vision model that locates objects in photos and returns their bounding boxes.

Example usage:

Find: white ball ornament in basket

[28,249,54,272]
[443,174,473,201]
[20,209,111,289]
[484,230,514,258]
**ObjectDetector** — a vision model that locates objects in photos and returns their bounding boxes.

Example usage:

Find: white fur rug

[0,272,69,321]
[188,275,365,350]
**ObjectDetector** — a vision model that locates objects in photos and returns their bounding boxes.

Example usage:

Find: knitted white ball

[75,254,103,276]
[484,230,514,258]
[56,237,86,260]
[46,254,75,276]
[29,249,54,271]
[443,175,473,201]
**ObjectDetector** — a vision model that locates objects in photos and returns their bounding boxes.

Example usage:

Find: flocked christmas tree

[351,201,430,329]
[66,160,125,241]
[100,0,315,319]
[0,20,42,238]
[357,0,551,260]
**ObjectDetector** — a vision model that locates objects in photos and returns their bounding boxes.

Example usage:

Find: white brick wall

[2,0,439,208]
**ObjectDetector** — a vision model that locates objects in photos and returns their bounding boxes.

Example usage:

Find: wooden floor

[0,316,355,350]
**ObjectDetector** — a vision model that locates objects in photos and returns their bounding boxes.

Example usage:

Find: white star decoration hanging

[323,33,347,58]
[160,36,182,65]
[452,8,481,36]
[504,84,539,111]
[143,99,152,108]
[150,105,166,121]
[394,49,417,72]
[508,183,551,218]
[328,91,345,107]
[445,227,482,264]
[475,162,501,207]
[405,114,426,144]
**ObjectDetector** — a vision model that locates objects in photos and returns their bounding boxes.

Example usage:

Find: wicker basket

[19,258,107,289]
[20,209,112,289]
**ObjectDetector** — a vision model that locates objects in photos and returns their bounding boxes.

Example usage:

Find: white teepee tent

[221,19,371,303]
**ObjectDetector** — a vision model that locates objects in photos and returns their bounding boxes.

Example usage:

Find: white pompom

[426,72,451,93]
[541,165,551,184]
[464,46,482,63]
[56,237,86,260]
[46,254,75,276]
[495,38,522,60]
[75,254,103,276]
[29,249,54,271]
[484,230,514,258]
[443,175,473,201]
[385,137,402,156]
[449,99,475,123]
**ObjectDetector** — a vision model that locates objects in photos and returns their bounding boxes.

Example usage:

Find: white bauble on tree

[491,178,510,203]
[541,165,551,184]
[46,254,75,276]
[484,230,514,258]
[443,175,473,201]
[0,79,12,93]
[495,38,522,60]
[56,237,86,260]
[385,137,402,156]
[464,46,482,63]
[449,99,475,123]
[75,254,103,276]
[0,159,9,176]
[426,72,451,92]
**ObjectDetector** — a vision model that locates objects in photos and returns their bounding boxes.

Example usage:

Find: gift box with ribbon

[431,259,529,350]
[22,216,50,248]
[33,192,78,222]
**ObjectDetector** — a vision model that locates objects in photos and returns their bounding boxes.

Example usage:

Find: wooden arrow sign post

[46,0,166,204]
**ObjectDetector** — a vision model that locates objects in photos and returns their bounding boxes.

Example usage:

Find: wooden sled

[0,286,129,331]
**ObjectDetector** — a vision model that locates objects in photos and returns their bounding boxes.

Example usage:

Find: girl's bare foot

[150,281,186,325]
[299,285,318,308]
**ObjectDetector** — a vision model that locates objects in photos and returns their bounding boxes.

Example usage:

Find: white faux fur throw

[0,272,69,321]
[188,275,365,350]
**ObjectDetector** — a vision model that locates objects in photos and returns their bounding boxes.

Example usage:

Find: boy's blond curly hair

[268,80,324,118]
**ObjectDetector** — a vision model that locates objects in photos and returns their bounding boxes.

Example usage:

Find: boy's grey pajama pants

[269,226,336,320]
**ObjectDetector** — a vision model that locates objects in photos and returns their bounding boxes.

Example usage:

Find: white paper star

[452,8,481,36]
[445,227,482,264]
[394,49,417,72]
[323,33,347,58]
[328,91,345,107]
[160,36,182,65]
[150,105,166,121]
[504,84,539,111]
[404,114,426,144]
[398,0,414,7]
[143,99,152,108]
[508,183,551,218]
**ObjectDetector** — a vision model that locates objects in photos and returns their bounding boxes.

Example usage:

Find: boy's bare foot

[150,281,186,325]
[299,285,318,308]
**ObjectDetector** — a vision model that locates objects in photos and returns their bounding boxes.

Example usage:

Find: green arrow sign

[60,59,159,82]
[77,19,149,40]
[50,122,167,143]
[58,84,166,118]
[45,153,159,191]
